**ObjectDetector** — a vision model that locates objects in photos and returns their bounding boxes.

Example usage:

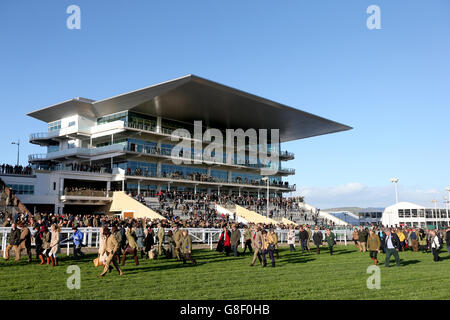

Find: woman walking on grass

[49,224,60,266]
[287,226,296,252]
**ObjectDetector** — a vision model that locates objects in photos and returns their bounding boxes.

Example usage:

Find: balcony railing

[124,170,295,190]
[29,144,126,162]
[63,190,113,197]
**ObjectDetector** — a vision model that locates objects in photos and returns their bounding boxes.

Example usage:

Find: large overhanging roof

[27,74,352,142]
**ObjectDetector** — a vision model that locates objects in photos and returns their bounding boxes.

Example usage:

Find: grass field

[1,245,449,300]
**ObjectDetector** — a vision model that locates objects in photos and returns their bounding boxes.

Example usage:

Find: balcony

[29,144,127,162]
[279,151,295,160]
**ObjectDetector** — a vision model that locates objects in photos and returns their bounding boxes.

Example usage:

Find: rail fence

[0,227,351,257]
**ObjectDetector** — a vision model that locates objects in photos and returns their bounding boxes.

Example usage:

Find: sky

[0,0,449,209]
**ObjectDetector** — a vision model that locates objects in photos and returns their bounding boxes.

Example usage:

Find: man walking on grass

[384,229,401,267]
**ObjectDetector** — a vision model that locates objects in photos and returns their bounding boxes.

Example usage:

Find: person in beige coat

[250,225,263,267]
[100,227,123,277]
[49,224,60,266]
[98,226,108,264]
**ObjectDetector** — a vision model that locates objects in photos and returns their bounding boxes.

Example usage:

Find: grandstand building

[0,75,351,216]
[381,202,450,229]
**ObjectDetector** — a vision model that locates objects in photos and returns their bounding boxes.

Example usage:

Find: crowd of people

[1,206,450,276]
[351,225,449,265]
[0,164,33,175]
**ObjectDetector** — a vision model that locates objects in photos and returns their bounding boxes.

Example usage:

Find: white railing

[0,227,349,256]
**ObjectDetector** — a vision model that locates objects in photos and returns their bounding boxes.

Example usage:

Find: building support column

[227,170,232,183]
[157,161,162,177]
[138,180,141,195]
[122,179,125,191]
[156,116,162,133]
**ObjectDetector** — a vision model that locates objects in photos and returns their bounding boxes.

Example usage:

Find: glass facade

[8,184,34,195]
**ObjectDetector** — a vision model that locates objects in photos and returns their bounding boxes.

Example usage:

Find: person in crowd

[217,226,231,256]
[98,226,108,265]
[112,225,122,264]
[242,225,253,255]
[352,228,359,248]
[3,223,20,261]
[180,229,197,265]
[298,226,309,253]
[32,225,45,265]
[230,224,241,257]
[418,229,428,253]
[71,226,85,259]
[358,227,368,253]
[157,222,165,257]
[430,230,442,262]
[409,228,419,252]
[287,226,296,252]
[121,225,139,265]
[144,227,155,259]
[396,228,406,252]
[16,222,32,263]
[305,225,312,253]
[250,225,263,267]
[446,227,450,255]
[367,229,381,265]
[49,224,61,266]
[261,229,276,267]
[384,229,401,267]
[173,225,182,261]
[41,225,51,265]
[270,228,279,259]
[325,228,336,255]
[313,226,323,254]
[165,229,176,259]
[135,222,145,259]
[378,228,386,253]
[99,227,123,277]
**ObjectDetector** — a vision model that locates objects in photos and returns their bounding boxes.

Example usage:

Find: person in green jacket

[367,229,381,265]
[325,228,336,255]
[180,230,197,265]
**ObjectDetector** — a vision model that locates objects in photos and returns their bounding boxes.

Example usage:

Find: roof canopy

[27,74,352,142]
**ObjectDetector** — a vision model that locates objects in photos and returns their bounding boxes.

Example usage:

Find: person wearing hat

[367,229,381,265]
[157,222,165,257]
[48,224,61,266]
[121,226,139,266]
[250,225,263,267]
[180,229,197,265]
[100,227,123,277]
[173,225,182,261]
[230,224,241,257]
[17,222,32,262]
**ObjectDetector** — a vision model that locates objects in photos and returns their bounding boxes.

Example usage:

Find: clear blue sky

[0,0,449,208]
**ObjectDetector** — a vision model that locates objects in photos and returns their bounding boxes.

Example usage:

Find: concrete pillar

[107,181,111,192]
[138,180,141,195]
[227,170,232,183]
[258,189,260,199]
[122,179,125,191]
[156,116,162,133]
[194,184,197,194]
[59,178,64,195]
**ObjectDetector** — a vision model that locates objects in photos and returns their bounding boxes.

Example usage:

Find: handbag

[268,244,275,251]
[93,257,103,267]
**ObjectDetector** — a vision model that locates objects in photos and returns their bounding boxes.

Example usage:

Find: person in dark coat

[298,226,309,253]
[384,229,401,267]
[144,228,154,259]
[312,226,323,254]
[230,225,241,257]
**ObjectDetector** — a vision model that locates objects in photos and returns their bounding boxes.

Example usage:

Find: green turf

[1,245,449,300]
